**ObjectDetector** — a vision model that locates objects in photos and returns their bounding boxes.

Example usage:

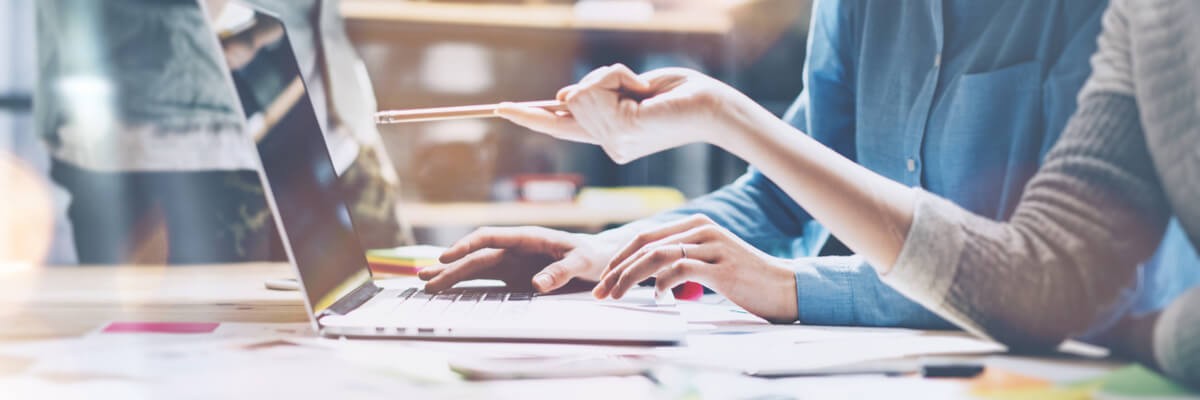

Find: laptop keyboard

[375,287,536,323]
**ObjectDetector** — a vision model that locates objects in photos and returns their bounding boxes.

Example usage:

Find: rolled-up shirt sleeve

[793,255,953,328]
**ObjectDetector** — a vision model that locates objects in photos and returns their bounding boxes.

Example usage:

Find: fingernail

[533,274,553,290]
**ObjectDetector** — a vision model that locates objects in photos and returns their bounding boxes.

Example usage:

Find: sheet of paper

[661,370,969,400]
[2,341,441,399]
[675,332,1004,375]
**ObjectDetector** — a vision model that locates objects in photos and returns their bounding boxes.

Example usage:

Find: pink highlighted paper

[102,322,221,334]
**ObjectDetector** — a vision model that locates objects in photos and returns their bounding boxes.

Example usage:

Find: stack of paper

[366,245,445,276]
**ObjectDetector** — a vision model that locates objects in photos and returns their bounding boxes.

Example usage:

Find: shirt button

[933,53,942,68]
[906,158,917,172]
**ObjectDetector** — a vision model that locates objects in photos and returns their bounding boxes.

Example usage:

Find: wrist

[709,88,786,157]
[717,255,797,324]
[762,257,800,323]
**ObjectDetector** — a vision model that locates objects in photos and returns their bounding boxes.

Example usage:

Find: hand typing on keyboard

[419,226,621,293]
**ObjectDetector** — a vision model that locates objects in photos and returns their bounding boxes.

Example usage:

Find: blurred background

[1,0,812,266]
[351,0,812,245]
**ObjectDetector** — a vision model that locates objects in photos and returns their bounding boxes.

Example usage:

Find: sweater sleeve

[881,91,1170,351]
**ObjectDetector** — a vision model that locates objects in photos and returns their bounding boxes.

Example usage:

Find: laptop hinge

[320,281,382,317]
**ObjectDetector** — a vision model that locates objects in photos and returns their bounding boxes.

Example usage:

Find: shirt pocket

[939,60,1043,217]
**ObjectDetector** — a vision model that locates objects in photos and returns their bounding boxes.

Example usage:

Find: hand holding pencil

[378,64,739,165]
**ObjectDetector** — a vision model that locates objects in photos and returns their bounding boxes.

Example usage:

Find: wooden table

[0,263,306,341]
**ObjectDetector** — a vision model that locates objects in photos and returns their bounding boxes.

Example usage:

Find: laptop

[205,2,686,343]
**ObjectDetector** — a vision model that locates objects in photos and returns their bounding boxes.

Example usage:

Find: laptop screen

[212,4,372,315]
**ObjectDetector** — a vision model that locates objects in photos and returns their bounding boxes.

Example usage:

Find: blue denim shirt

[647,0,1198,331]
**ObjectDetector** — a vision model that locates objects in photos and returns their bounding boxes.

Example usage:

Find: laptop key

[482,292,506,302]
[460,291,484,302]
[506,292,534,301]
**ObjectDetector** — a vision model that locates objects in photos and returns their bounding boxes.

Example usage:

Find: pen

[375,100,566,124]
[921,362,985,378]
[746,360,985,378]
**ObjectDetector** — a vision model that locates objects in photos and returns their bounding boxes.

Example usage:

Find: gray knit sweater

[880,0,1200,384]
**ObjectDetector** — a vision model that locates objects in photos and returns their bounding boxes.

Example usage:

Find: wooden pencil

[375,100,566,124]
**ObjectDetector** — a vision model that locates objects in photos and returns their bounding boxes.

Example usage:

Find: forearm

[706,88,1165,349]
[712,93,916,273]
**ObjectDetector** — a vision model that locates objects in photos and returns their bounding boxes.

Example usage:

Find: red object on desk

[102,322,220,334]
[672,281,705,301]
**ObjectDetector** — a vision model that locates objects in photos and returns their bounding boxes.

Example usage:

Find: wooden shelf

[341,0,756,34]
[401,201,676,228]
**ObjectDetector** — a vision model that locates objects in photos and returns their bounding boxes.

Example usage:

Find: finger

[417,265,445,281]
[556,84,579,103]
[424,249,506,292]
[576,65,614,87]
[598,216,708,296]
[532,254,588,293]
[607,243,698,299]
[439,226,566,264]
[595,223,721,298]
[637,67,689,82]
[654,259,712,294]
[595,244,667,299]
[495,103,593,143]
[566,64,649,105]
[602,63,651,93]
[606,214,715,274]
[595,238,709,299]
[638,227,724,263]
[601,236,716,299]
[636,69,691,110]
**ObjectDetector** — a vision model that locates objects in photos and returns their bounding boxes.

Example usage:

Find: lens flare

[0,151,54,269]
[55,74,116,143]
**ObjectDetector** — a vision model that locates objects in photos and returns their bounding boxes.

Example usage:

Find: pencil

[375,100,566,124]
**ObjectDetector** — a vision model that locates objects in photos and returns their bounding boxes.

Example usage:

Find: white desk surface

[0,264,1125,398]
